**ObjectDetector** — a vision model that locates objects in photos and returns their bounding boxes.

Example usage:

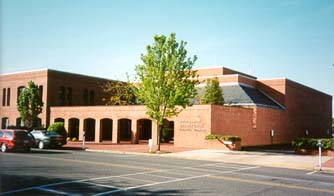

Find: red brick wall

[285,80,332,138]
[257,79,286,106]
[47,70,112,107]
[173,105,212,148]
[0,70,48,127]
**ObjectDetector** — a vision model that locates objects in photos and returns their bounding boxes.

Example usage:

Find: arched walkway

[138,119,152,140]
[101,118,113,141]
[84,118,95,141]
[162,119,174,143]
[55,118,65,123]
[118,119,131,141]
[69,118,79,139]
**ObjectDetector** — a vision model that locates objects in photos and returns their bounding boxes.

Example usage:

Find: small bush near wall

[47,122,67,137]
[292,138,333,150]
[205,134,241,142]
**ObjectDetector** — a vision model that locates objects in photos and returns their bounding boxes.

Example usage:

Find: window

[39,85,43,102]
[83,89,88,105]
[0,131,3,138]
[5,131,13,138]
[57,86,66,106]
[2,88,6,106]
[89,90,95,105]
[67,87,72,106]
[17,86,25,103]
[7,88,10,106]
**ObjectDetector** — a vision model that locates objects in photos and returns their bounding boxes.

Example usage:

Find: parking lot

[1,149,334,195]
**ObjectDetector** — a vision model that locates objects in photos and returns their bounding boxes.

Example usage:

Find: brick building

[0,67,332,148]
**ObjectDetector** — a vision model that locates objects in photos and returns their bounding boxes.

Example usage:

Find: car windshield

[45,131,60,136]
[15,131,28,139]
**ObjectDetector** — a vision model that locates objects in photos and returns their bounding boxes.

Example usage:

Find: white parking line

[118,176,156,183]
[306,171,317,175]
[36,187,75,195]
[142,173,178,180]
[1,163,260,195]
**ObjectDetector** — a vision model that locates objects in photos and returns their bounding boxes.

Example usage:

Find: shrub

[292,138,333,150]
[47,122,67,137]
[72,137,77,142]
[222,136,242,142]
[205,134,241,142]
[66,137,71,141]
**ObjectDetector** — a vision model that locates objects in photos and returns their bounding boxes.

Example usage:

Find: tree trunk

[157,124,162,151]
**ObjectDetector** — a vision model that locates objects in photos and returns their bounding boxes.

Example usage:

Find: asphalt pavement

[0,148,333,196]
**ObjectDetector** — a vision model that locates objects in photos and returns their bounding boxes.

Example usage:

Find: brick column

[64,118,69,136]
[151,121,158,151]
[131,119,138,144]
[95,119,101,143]
[79,119,84,141]
[112,119,119,144]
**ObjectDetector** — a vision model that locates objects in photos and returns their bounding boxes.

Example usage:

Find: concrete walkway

[64,142,334,173]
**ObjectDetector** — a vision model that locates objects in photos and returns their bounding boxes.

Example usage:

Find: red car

[0,129,35,152]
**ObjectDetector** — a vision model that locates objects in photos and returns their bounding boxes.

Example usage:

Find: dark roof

[196,84,282,109]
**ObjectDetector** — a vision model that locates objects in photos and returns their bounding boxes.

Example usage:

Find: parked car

[30,130,67,149]
[0,129,35,152]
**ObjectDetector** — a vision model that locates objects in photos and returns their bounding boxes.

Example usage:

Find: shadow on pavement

[0,174,196,196]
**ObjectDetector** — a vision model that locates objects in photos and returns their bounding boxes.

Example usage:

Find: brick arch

[137,119,152,140]
[100,118,113,141]
[68,118,79,139]
[84,118,95,141]
[118,118,131,141]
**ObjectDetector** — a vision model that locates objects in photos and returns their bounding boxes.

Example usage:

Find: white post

[148,139,152,153]
[317,139,322,171]
[82,131,86,150]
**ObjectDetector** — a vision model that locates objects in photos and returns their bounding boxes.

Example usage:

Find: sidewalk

[64,142,334,173]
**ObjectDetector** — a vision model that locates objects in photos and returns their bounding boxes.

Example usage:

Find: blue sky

[1,0,333,111]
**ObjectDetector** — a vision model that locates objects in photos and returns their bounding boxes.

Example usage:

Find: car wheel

[38,141,44,149]
[1,143,7,153]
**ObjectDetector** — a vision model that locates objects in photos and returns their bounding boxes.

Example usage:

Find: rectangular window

[39,85,43,103]
[2,88,6,106]
[7,88,10,106]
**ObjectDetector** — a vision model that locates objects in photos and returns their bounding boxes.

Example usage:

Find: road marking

[306,171,317,175]
[231,170,334,186]
[142,173,178,180]
[118,176,156,183]
[92,174,211,196]
[2,153,155,171]
[0,158,260,195]
[36,187,75,195]
[208,175,334,193]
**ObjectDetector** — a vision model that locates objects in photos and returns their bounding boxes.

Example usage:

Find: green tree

[135,33,199,151]
[102,80,136,105]
[200,77,224,105]
[17,81,43,129]
[48,122,67,137]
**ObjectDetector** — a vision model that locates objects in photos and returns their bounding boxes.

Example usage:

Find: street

[0,149,333,196]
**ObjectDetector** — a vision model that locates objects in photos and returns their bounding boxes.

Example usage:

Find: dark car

[0,129,35,152]
[30,130,67,149]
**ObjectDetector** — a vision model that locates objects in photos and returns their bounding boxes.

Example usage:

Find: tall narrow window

[83,89,88,105]
[17,86,25,104]
[57,86,66,106]
[2,88,6,106]
[6,88,10,106]
[89,90,95,105]
[67,87,72,106]
[39,85,43,103]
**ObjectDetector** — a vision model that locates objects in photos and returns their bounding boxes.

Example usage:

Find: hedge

[292,138,334,150]
[205,134,241,142]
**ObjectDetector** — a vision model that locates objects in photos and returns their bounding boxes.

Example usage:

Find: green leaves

[135,33,199,126]
[17,81,43,129]
[200,77,224,105]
